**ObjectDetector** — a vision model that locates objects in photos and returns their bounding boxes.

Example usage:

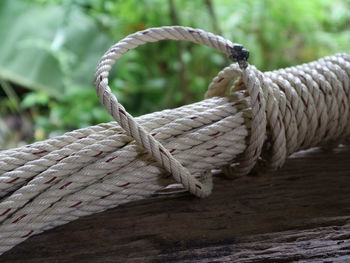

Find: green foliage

[1,0,350,144]
[0,0,112,98]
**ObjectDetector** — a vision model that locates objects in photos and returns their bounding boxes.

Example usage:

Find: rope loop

[94,26,250,197]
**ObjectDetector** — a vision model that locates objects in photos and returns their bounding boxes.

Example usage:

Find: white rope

[0,26,349,255]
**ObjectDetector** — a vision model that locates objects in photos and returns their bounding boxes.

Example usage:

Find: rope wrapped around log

[0,26,349,255]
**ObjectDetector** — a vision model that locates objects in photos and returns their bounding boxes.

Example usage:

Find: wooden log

[1,145,350,262]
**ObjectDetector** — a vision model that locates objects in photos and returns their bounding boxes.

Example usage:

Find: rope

[0,25,349,255]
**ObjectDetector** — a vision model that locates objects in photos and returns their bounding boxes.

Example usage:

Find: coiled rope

[0,26,349,255]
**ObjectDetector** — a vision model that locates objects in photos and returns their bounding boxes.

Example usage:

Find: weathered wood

[1,145,350,262]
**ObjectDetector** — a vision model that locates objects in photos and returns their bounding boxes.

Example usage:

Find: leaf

[0,0,112,98]
[21,92,50,109]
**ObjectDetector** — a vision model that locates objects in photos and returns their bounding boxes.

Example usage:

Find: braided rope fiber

[0,26,349,255]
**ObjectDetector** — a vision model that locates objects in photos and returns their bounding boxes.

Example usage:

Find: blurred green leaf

[0,0,112,98]
[21,92,50,109]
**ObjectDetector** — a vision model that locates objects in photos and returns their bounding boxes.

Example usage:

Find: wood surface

[1,145,350,262]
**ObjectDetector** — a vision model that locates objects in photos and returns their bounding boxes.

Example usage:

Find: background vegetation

[1,0,350,149]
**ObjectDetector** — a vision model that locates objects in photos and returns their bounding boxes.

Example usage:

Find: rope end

[229,44,250,69]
